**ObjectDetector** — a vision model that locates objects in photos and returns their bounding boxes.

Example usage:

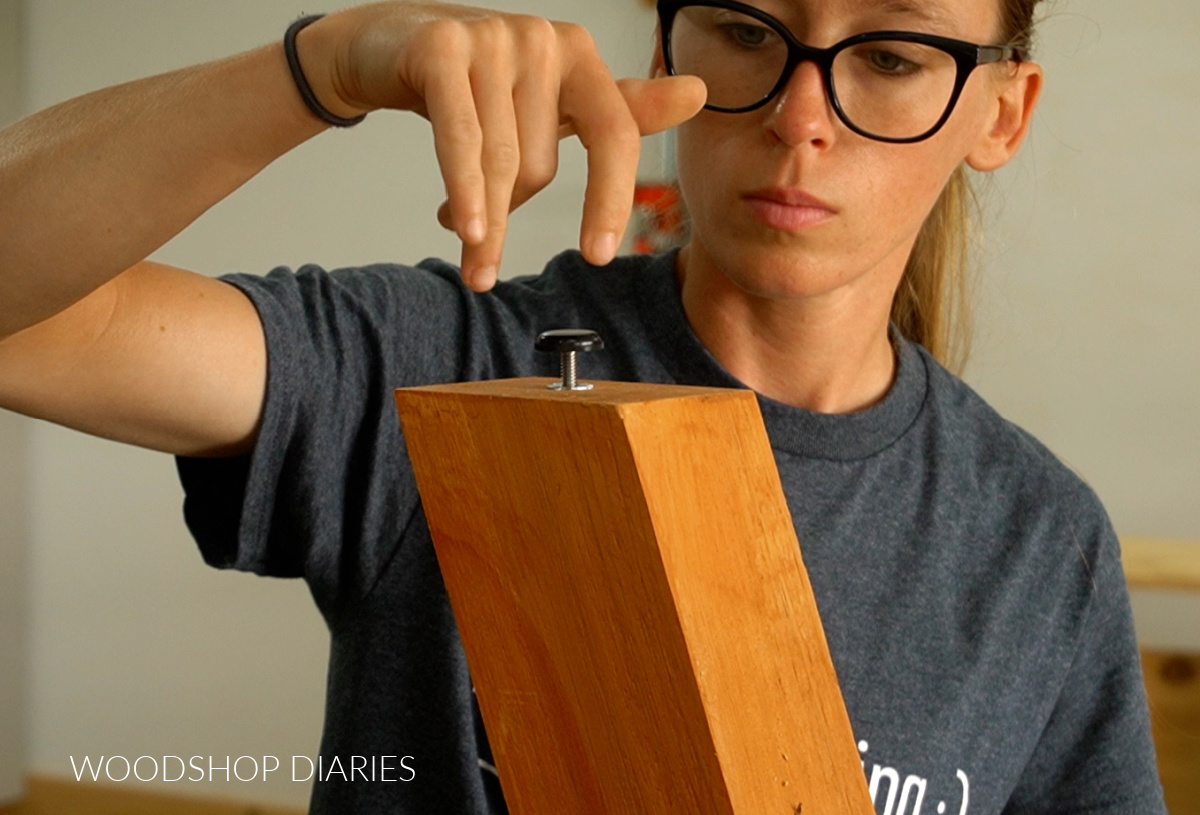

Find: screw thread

[561,351,578,390]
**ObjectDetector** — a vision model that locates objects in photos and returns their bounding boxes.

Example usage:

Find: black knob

[535,329,604,391]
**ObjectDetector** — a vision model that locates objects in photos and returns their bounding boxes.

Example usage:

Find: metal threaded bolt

[560,351,578,390]
[534,329,604,392]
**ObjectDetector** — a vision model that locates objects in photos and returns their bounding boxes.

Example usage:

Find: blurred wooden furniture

[1122,537,1200,592]
[1122,537,1200,814]
[1141,652,1200,815]
[396,377,874,815]
[0,776,304,815]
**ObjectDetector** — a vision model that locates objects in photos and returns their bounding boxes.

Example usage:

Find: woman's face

[667,0,1037,304]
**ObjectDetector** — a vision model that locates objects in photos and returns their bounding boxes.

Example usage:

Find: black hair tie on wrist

[284,14,367,128]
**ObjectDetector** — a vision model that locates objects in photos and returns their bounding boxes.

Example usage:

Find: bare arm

[0,42,324,339]
[0,263,266,457]
[0,40,314,456]
[0,2,706,457]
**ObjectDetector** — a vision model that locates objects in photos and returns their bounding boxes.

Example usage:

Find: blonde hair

[891,166,975,374]
[890,0,1043,374]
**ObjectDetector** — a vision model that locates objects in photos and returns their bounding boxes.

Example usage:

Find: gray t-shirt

[177,249,1165,815]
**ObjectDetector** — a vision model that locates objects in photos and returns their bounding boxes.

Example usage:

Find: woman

[0,0,1166,813]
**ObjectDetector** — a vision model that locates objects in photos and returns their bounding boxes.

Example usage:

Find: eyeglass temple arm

[978,44,1021,65]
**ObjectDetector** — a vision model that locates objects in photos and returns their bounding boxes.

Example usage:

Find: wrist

[288,14,372,126]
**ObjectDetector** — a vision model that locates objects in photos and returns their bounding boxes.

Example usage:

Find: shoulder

[492,249,661,310]
[217,259,474,340]
[220,251,671,383]
[219,249,661,315]
[911,343,1118,583]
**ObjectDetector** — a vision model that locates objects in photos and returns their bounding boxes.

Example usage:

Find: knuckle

[557,21,597,53]
[476,15,508,37]
[441,114,483,148]
[420,18,470,55]
[468,15,511,54]
[516,157,558,195]
[516,14,556,37]
[581,109,640,152]
[484,139,521,176]
[514,15,558,55]
[609,117,642,148]
[485,212,510,238]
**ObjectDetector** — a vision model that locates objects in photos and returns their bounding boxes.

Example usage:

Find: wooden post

[395,378,873,815]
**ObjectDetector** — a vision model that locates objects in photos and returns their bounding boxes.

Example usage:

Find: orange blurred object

[630,183,687,254]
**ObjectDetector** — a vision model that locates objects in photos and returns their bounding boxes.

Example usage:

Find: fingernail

[464,217,486,245]
[475,266,497,290]
[592,232,619,265]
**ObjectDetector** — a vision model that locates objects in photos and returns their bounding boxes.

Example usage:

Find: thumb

[617,75,707,136]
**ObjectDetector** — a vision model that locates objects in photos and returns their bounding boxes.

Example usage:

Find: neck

[676,245,901,414]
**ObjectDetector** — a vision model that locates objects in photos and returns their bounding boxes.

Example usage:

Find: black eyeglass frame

[657,0,1021,143]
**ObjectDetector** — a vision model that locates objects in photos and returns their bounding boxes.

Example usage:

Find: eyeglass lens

[669,6,962,140]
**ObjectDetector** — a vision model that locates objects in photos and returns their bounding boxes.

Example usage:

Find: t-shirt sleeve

[1002,511,1166,814]
[175,260,483,618]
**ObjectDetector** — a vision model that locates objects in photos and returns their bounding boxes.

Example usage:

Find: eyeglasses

[657,0,1020,143]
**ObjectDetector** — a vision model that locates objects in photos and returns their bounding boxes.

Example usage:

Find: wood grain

[395,377,873,815]
[1121,538,1200,592]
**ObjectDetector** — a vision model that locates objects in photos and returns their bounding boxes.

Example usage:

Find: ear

[965,61,1043,171]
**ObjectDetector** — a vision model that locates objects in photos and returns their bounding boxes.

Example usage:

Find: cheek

[673,125,739,252]
[860,117,984,236]
[673,117,736,214]
[809,139,961,257]
[940,73,1001,155]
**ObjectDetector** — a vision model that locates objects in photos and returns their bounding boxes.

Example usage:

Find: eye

[862,47,921,75]
[719,22,771,48]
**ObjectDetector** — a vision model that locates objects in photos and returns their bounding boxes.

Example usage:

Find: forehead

[756,0,997,38]
[861,0,959,28]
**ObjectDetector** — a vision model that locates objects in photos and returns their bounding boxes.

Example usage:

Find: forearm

[0,41,326,338]
[0,2,705,459]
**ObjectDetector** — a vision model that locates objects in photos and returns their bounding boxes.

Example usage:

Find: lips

[742,187,837,232]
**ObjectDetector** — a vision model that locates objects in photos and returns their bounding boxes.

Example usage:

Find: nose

[763,60,837,148]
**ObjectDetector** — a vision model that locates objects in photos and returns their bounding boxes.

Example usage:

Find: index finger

[559,45,642,267]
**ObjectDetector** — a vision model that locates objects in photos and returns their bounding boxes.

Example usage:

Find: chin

[695,232,857,302]
[733,268,843,301]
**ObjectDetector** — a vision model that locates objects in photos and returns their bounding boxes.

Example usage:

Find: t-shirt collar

[635,249,929,461]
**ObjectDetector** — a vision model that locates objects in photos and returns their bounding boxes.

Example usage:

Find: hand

[299,2,707,290]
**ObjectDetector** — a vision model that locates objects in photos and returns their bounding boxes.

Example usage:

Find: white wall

[0,0,28,803]
[968,5,1200,648]
[0,415,26,807]
[0,407,27,805]
[8,0,1199,809]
